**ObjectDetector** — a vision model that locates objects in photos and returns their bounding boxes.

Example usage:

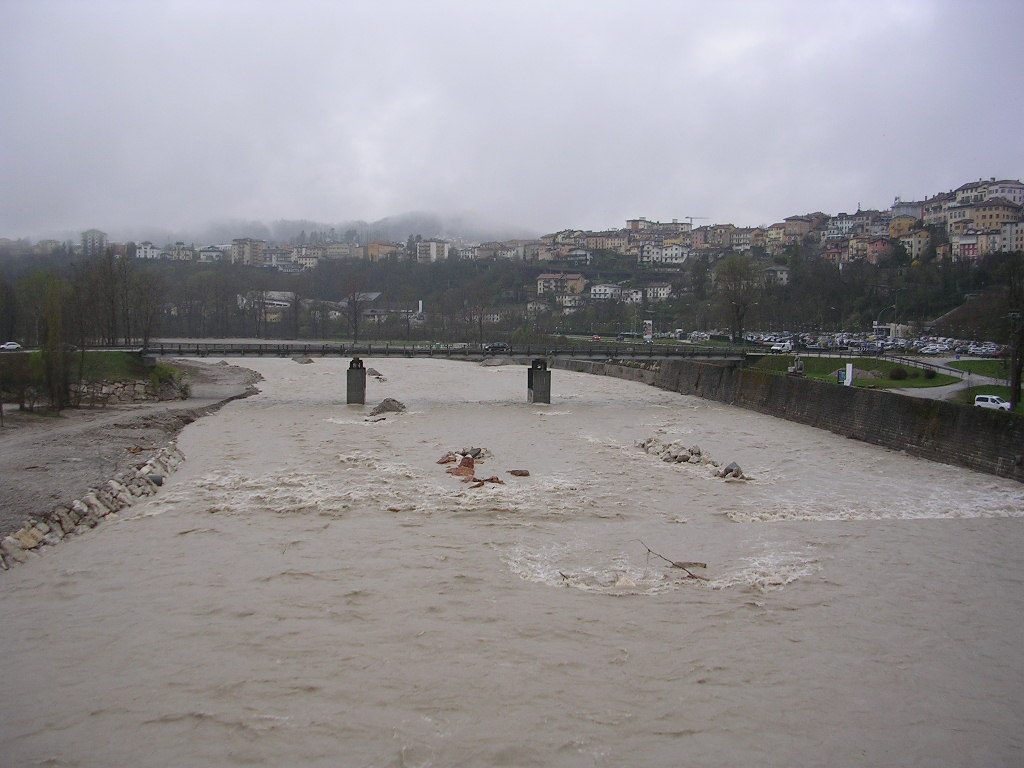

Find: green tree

[1002,252,1024,410]
[0,274,17,342]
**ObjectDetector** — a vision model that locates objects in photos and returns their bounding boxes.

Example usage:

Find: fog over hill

[34,212,537,248]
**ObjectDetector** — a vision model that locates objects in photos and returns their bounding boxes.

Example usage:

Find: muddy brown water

[2,358,1022,767]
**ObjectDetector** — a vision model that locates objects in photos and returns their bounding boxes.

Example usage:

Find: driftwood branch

[636,540,709,581]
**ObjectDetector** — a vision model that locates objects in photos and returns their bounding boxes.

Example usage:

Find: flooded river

[2,358,1022,766]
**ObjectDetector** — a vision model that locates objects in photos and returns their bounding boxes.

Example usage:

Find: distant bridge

[134,341,748,362]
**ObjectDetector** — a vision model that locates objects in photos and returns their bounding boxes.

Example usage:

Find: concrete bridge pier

[528,358,551,403]
[347,357,366,404]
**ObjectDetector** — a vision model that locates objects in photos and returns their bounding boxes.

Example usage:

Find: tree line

[1,243,1020,350]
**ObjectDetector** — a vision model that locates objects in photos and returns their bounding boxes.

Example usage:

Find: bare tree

[117,253,135,344]
[714,253,760,343]
[39,277,70,410]
[340,267,371,343]
[133,271,165,348]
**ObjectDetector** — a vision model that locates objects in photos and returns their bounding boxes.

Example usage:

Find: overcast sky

[2,0,1022,240]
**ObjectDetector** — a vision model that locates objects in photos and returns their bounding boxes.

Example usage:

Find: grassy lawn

[954,385,1024,414]
[74,351,151,381]
[755,355,959,389]
[946,359,1010,380]
[38,350,181,385]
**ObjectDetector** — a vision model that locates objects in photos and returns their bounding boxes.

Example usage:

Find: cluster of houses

[47,177,1019,277]
[530,271,675,315]
[6,176,1021,304]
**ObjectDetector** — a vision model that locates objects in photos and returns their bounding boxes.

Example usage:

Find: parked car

[974,395,1011,411]
[0,341,22,351]
[483,342,511,355]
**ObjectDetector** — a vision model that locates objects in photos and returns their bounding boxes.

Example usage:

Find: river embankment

[0,360,261,537]
[1,357,1022,767]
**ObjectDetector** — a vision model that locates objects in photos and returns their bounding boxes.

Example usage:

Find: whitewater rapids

[2,358,1022,767]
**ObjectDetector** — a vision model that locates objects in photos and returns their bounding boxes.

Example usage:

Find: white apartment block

[660,244,687,263]
[136,241,160,259]
[731,229,754,251]
[590,284,622,301]
[637,244,662,265]
[1001,221,1024,253]
[763,265,790,286]
[899,230,930,261]
[263,247,292,267]
[824,214,857,240]
[169,242,195,261]
[416,240,450,263]
[956,178,1024,206]
[622,288,644,304]
[950,232,980,261]
[891,198,924,219]
[645,283,672,302]
[197,246,225,262]
[989,180,1024,205]
[556,293,586,310]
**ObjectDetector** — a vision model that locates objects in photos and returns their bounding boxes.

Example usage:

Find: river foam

[2,357,1022,768]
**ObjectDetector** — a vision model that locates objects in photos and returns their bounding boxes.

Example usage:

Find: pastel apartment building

[81,229,107,257]
[230,238,265,266]
[536,272,586,296]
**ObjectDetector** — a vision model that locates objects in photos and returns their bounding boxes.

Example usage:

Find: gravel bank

[0,360,261,536]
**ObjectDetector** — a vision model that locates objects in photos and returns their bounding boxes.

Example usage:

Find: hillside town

[5,176,1021,318]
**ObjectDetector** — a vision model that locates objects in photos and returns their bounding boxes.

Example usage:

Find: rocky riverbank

[0,359,261,538]
[0,442,185,569]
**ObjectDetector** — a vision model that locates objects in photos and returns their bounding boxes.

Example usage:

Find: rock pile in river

[368,398,406,417]
[638,437,714,466]
[436,447,528,487]
[637,437,749,480]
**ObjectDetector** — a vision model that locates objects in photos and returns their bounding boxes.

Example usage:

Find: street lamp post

[876,303,897,336]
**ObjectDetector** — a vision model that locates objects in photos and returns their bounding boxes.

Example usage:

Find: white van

[770,341,793,353]
[974,395,1011,411]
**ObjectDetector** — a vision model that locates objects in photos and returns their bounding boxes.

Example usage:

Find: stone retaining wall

[70,379,185,406]
[0,442,185,570]
[552,358,1024,483]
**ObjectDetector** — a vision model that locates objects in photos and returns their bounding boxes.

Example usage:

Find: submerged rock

[718,461,745,479]
[368,398,406,416]
[291,356,314,365]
